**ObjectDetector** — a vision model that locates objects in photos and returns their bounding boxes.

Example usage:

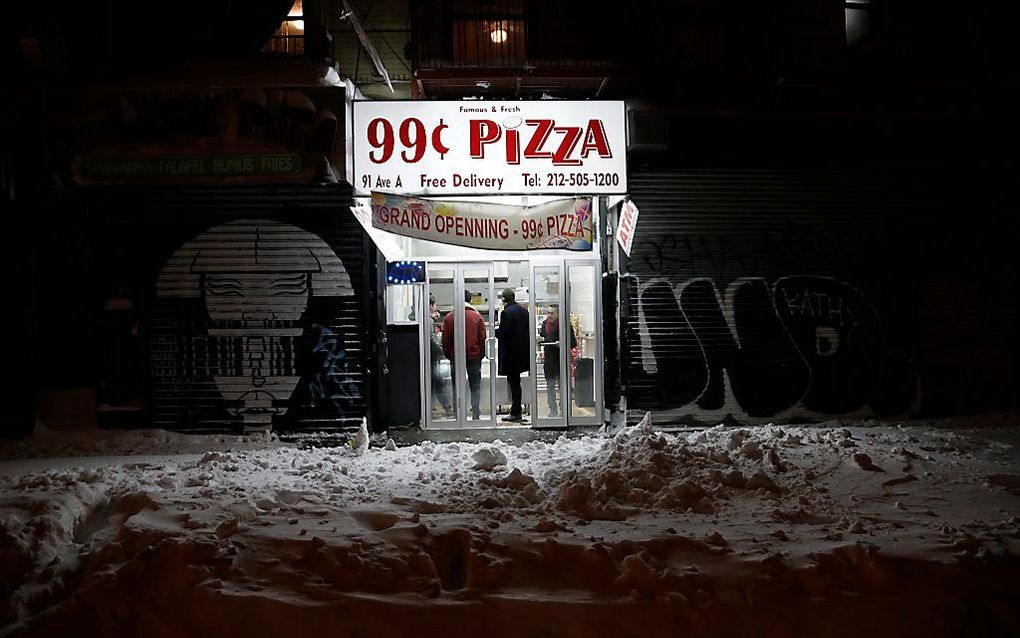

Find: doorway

[423,259,601,430]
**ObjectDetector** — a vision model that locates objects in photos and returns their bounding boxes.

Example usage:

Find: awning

[351,204,406,261]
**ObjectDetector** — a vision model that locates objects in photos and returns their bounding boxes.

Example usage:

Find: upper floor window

[415,0,526,68]
[845,0,871,46]
[451,0,526,67]
[264,0,305,55]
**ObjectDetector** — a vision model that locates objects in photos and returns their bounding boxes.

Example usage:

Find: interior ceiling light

[490,28,507,43]
[287,0,304,31]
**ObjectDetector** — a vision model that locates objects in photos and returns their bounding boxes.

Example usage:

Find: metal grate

[86,185,374,434]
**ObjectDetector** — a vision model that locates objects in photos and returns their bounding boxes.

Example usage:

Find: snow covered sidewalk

[1,416,1018,637]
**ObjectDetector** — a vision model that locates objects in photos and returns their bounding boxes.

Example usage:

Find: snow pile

[1,416,1019,637]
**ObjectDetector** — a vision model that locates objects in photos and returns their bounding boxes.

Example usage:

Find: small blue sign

[386,260,426,285]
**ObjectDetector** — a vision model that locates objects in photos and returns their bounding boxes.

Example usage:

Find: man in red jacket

[442,290,488,419]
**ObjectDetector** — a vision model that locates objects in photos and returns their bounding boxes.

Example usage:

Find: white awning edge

[606,195,627,210]
[350,204,406,261]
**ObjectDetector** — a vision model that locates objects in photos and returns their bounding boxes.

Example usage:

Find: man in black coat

[496,287,529,422]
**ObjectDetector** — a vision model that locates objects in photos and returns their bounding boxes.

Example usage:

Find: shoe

[501,414,522,422]
[472,413,480,420]
[549,411,559,418]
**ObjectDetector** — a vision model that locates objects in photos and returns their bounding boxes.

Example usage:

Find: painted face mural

[157,220,354,427]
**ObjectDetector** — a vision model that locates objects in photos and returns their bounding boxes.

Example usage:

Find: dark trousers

[545,373,560,416]
[452,358,483,417]
[507,372,522,417]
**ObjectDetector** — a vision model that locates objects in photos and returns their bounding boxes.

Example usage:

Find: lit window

[845,0,871,46]
[265,0,305,55]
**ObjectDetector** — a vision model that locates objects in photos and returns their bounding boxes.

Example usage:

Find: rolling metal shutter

[622,168,919,425]
[89,184,374,433]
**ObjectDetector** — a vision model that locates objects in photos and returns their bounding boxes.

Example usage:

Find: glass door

[492,260,532,425]
[422,259,600,429]
[458,264,496,425]
[425,265,456,427]
[566,263,600,425]
[531,262,566,427]
[424,262,497,429]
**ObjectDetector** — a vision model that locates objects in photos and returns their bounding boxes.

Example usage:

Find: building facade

[2,0,1018,438]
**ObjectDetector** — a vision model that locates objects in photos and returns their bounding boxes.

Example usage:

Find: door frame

[529,259,566,428]
[452,262,497,426]
[424,261,499,430]
[421,257,602,430]
[564,261,602,427]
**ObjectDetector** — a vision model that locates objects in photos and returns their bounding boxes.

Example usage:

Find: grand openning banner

[369,191,594,250]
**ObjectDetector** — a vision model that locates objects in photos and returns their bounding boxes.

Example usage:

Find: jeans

[452,358,483,418]
[466,358,482,417]
[507,372,522,417]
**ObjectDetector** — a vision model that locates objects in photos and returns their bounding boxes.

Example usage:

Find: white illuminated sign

[616,199,640,257]
[351,100,627,196]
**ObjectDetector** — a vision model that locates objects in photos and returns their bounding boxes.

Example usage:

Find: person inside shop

[429,293,453,418]
[496,287,529,423]
[538,303,576,418]
[442,290,487,420]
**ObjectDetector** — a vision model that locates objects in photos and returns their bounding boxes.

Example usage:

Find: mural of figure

[156,219,353,430]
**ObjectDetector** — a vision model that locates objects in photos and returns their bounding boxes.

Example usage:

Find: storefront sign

[352,101,627,196]
[77,154,303,180]
[370,191,593,250]
[66,86,342,185]
[616,199,640,257]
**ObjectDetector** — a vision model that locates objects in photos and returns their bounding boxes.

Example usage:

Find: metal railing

[264,33,307,56]
[412,0,614,71]
[262,2,335,64]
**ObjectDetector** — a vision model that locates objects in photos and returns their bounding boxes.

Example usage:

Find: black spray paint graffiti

[308,324,362,413]
[154,219,357,429]
[628,275,919,422]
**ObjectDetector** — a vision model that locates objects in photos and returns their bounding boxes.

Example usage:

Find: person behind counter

[538,303,576,418]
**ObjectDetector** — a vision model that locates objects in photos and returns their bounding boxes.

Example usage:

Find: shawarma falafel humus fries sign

[370,191,594,251]
[351,100,627,196]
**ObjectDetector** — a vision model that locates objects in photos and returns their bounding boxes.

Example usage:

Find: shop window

[387,285,420,324]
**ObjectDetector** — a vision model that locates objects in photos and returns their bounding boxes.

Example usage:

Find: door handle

[485,337,496,360]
